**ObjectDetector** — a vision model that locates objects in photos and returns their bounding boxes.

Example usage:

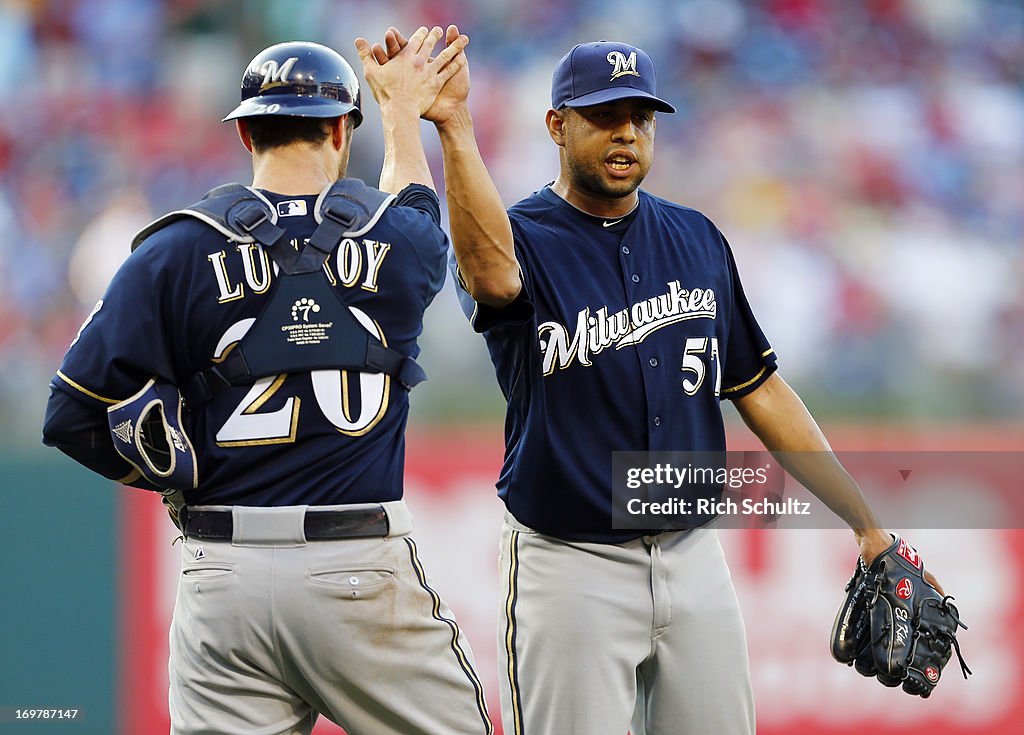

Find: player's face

[559,100,656,200]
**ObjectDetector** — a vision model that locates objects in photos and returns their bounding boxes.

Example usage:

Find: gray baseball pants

[169,501,493,735]
[498,512,755,734]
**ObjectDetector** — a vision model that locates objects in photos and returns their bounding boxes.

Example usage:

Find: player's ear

[330,116,352,151]
[236,120,255,153]
[546,108,567,146]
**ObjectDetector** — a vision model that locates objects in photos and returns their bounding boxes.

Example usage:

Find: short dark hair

[244,115,352,153]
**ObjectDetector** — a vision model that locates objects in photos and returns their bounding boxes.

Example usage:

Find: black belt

[180,506,389,541]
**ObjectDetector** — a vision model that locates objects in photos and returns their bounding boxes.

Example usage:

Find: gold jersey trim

[55,371,118,404]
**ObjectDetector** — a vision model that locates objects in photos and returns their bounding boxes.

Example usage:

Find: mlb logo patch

[277,200,307,217]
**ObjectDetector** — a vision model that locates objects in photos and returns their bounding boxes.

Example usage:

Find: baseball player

[370,29,949,734]
[42,33,494,735]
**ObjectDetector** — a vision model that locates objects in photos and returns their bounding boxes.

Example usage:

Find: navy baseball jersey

[44,184,446,506]
[454,186,777,542]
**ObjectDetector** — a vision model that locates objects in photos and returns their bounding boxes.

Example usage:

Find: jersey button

[649,357,658,367]
[631,274,640,283]
[653,416,661,426]
[622,245,630,255]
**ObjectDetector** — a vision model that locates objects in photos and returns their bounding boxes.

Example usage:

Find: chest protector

[131,179,427,407]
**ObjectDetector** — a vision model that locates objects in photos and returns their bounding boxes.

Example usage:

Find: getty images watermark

[612,452,799,530]
[623,461,809,518]
[611,450,1024,530]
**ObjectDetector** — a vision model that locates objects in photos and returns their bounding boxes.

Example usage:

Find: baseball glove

[830,534,971,697]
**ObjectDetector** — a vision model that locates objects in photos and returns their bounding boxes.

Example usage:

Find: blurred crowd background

[2,0,1022,449]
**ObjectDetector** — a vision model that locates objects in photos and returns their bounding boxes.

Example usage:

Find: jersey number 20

[213,309,390,446]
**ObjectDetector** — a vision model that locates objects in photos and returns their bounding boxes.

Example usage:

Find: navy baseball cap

[551,41,676,113]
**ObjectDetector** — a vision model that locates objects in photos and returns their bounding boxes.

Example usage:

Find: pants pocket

[307,567,396,599]
[181,563,234,579]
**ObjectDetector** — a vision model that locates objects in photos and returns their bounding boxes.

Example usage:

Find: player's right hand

[422,25,471,126]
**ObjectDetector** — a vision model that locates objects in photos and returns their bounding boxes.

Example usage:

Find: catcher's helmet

[223,41,362,127]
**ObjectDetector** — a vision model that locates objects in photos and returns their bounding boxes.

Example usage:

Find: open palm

[382,25,470,125]
[355,26,467,118]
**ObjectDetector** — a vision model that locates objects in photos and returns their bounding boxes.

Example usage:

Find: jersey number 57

[680,336,721,397]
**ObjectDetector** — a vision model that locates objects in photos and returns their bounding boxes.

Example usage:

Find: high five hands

[355,25,470,126]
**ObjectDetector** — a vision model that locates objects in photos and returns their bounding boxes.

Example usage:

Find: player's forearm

[733,373,882,537]
[435,108,521,307]
[378,102,435,194]
[42,391,140,483]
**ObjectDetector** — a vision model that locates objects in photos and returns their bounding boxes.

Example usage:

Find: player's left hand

[354,26,468,119]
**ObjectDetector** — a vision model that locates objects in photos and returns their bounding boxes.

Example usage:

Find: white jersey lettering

[539,281,718,374]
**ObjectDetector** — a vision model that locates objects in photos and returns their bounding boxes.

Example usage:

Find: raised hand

[427,25,471,126]
[375,25,470,126]
[354,26,467,119]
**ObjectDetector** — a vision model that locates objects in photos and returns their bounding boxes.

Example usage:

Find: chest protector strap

[132,180,426,407]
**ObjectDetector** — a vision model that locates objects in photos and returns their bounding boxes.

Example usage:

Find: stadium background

[0,0,1021,733]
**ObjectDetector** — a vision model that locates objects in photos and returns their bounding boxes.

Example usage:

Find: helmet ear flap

[223,41,362,127]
